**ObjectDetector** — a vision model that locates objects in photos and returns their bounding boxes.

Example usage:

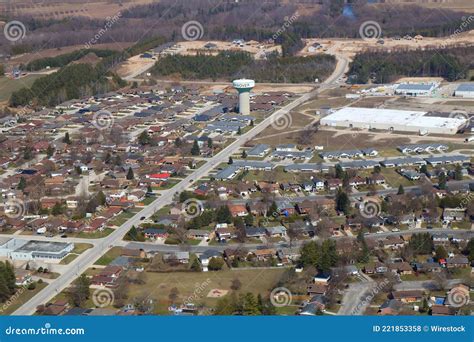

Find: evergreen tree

[126,167,134,180]
[397,184,405,195]
[438,172,447,190]
[190,258,202,272]
[191,141,200,156]
[435,245,448,260]
[63,132,71,144]
[51,202,64,216]
[17,177,26,191]
[237,127,242,135]
[454,164,463,181]
[242,293,260,315]
[138,130,151,145]
[207,138,213,148]
[241,150,247,158]
[228,157,233,164]
[336,190,350,214]
[125,225,145,242]
[46,145,55,158]
[96,191,107,206]
[335,164,345,179]
[216,206,232,224]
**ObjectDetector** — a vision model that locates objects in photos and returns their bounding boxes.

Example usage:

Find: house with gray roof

[380,157,426,168]
[247,144,270,157]
[285,163,331,173]
[424,155,469,166]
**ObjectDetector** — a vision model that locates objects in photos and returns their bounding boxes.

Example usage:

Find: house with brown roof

[253,249,275,261]
[431,305,456,316]
[391,290,424,303]
[389,262,413,275]
[227,204,248,217]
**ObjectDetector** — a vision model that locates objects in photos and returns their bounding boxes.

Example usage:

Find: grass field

[74,228,114,239]
[94,246,123,266]
[0,75,44,102]
[127,268,287,314]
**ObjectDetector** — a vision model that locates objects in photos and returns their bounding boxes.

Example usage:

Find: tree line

[24,49,118,71]
[348,46,473,83]
[152,51,336,83]
[3,1,468,56]
[9,36,167,107]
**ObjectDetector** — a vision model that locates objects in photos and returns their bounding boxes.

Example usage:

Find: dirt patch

[207,289,229,298]
[171,40,282,60]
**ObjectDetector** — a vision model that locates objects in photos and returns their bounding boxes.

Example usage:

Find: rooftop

[14,240,72,253]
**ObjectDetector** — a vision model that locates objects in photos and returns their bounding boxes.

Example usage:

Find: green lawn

[109,212,136,226]
[0,74,44,102]
[73,243,94,254]
[74,228,114,239]
[60,254,78,265]
[94,246,123,266]
[380,168,414,188]
[141,197,157,206]
[127,268,287,314]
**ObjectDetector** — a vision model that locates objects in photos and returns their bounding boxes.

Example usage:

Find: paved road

[394,279,463,291]
[338,280,376,316]
[13,55,350,315]
[126,228,473,253]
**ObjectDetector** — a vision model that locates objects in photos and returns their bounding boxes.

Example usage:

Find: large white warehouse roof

[320,107,466,135]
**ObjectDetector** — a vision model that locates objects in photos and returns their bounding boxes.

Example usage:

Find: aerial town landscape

[0,0,473,321]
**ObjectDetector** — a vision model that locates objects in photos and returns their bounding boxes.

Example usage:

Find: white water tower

[233,79,255,115]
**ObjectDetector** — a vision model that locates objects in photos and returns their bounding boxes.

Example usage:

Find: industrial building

[454,83,474,98]
[394,83,438,96]
[320,107,465,135]
[0,238,74,263]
